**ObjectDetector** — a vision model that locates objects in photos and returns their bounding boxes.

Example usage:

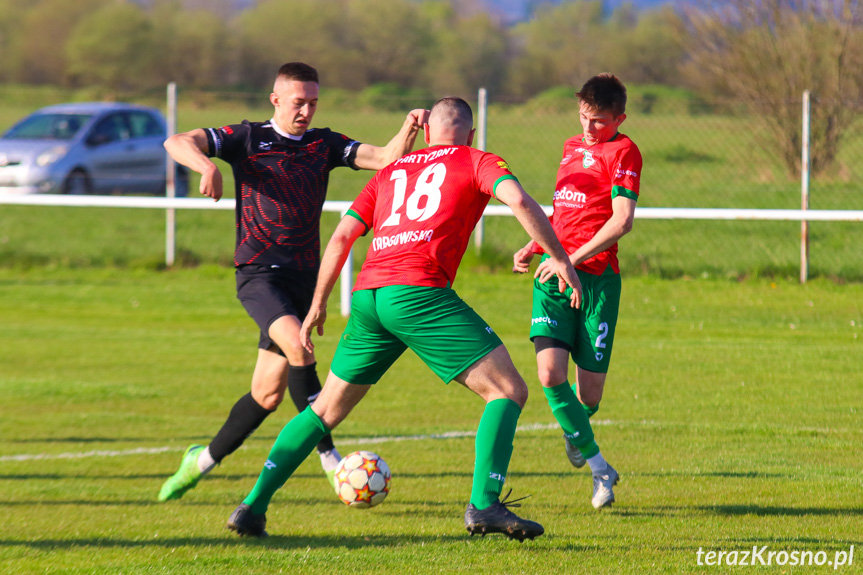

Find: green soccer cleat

[326,468,337,492]
[158,444,205,502]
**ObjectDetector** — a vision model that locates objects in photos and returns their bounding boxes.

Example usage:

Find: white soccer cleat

[563,435,587,468]
[591,464,619,510]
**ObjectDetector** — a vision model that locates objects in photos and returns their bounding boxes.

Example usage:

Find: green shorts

[529,255,621,373]
[331,285,503,385]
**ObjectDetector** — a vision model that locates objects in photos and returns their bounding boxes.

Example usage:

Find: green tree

[681,0,863,176]
[345,0,427,87]
[66,2,158,92]
[150,0,233,88]
[4,0,109,85]
[509,1,605,98]
[236,0,363,90]
[418,1,508,97]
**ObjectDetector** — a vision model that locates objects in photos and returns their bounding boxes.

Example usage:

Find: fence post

[474,87,488,252]
[800,90,810,284]
[166,82,178,268]
[340,209,353,317]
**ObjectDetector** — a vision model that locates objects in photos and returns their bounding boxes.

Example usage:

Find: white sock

[586,452,608,474]
[197,446,217,475]
[319,448,341,472]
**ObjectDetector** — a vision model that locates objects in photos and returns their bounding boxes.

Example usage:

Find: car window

[3,113,92,140]
[89,114,131,145]
[126,111,164,138]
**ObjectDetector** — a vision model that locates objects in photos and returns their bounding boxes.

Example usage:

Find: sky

[485,0,677,23]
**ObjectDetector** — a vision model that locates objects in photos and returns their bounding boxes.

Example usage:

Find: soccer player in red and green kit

[225,97,582,541]
[513,73,642,510]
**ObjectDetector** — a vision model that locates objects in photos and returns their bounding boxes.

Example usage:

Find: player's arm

[164,129,223,201]
[352,109,429,170]
[567,195,636,267]
[300,215,367,353]
[495,179,582,309]
[513,239,538,273]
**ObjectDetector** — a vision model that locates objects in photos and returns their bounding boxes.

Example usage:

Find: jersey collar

[269,118,304,141]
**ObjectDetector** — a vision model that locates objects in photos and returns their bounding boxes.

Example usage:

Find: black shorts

[235,264,318,355]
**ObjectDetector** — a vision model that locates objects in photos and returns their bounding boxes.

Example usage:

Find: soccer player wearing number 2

[226,97,582,541]
[513,74,643,510]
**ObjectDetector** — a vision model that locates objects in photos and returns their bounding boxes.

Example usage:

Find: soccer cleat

[227,503,268,538]
[158,444,204,502]
[464,490,544,542]
[591,464,619,510]
[325,468,337,491]
[564,435,587,468]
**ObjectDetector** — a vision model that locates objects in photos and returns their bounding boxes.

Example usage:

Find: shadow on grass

[698,505,863,517]
[0,533,529,551]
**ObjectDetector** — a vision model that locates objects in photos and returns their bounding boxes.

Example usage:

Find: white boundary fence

[2,193,862,315]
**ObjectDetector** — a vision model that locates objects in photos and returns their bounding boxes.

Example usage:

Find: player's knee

[279,340,308,365]
[537,364,567,387]
[577,387,602,409]
[253,389,284,411]
[503,378,529,409]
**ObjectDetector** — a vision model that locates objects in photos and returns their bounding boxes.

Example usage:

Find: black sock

[208,392,273,463]
[287,363,336,453]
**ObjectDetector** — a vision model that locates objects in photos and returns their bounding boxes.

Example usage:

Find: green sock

[547,382,599,459]
[470,398,521,510]
[570,382,600,418]
[243,406,329,514]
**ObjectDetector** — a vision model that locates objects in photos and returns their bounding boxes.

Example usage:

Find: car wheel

[64,169,92,195]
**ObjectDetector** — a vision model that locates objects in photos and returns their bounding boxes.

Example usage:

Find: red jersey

[536,133,642,275]
[348,145,517,291]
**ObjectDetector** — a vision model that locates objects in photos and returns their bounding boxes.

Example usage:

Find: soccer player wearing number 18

[513,73,642,510]
[226,97,583,540]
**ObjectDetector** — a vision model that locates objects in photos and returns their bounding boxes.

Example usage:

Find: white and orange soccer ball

[333,450,391,508]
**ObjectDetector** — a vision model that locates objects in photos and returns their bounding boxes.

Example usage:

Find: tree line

[0,0,686,98]
[0,0,861,175]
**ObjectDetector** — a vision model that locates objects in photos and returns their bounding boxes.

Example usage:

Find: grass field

[1,267,860,574]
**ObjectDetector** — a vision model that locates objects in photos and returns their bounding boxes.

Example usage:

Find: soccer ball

[333,450,391,508]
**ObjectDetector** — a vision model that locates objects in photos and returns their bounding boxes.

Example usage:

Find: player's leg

[157,347,283,502]
[228,372,372,536]
[454,345,543,541]
[534,343,599,469]
[568,267,622,509]
[382,285,542,540]
[268,314,341,481]
[228,288,405,536]
[529,260,600,471]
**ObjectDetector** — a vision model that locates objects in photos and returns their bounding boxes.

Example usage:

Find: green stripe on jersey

[491,174,518,199]
[345,209,371,235]
[611,185,638,201]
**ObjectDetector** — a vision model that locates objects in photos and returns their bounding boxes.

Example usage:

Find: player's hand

[512,243,535,274]
[535,257,583,309]
[407,108,430,130]
[300,306,327,353]
[199,163,223,201]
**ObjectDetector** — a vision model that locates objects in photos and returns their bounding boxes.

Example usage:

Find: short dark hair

[277,62,319,84]
[576,73,627,116]
[429,96,473,125]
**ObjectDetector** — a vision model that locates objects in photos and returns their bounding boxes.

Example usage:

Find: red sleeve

[472,149,517,199]
[347,174,379,233]
[611,141,643,197]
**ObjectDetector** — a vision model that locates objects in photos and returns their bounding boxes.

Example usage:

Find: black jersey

[205,120,361,270]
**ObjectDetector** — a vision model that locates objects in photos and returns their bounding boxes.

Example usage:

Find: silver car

[0,102,187,195]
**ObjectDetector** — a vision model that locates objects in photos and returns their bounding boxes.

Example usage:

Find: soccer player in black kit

[159,62,428,501]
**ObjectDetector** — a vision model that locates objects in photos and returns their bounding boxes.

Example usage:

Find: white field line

[0,421,616,463]
[4,418,849,462]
